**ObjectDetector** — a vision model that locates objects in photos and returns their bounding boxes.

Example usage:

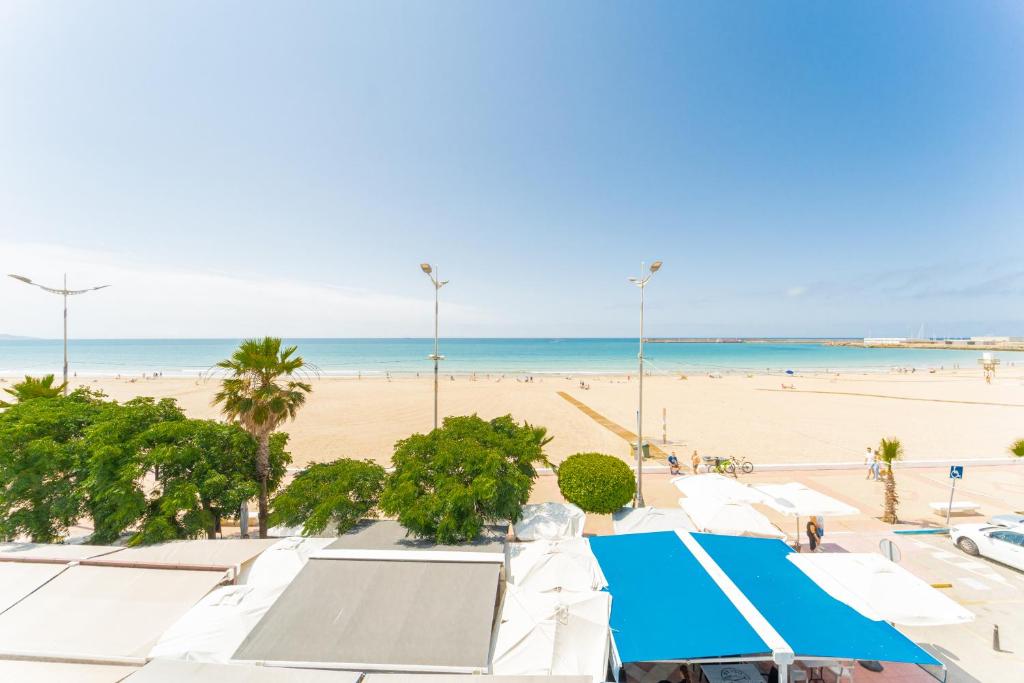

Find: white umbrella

[672,474,774,505]
[788,553,974,626]
[492,584,611,682]
[678,497,785,539]
[753,482,859,549]
[612,506,696,534]
[509,538,607,593]
[515,503,587,541]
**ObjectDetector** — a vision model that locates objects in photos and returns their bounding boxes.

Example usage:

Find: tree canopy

[270,458,386,536]
[0,388,105,542]
[0,386,292,544]
[380,414,551,544]
[131,422,290,545]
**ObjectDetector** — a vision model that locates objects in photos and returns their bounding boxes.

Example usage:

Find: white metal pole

[635,268,646,507]
[945,476,957,529]
[63,273,69,394]
[433,267,440,432]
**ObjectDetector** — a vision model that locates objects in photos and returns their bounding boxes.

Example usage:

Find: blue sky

[1,2,1022,338]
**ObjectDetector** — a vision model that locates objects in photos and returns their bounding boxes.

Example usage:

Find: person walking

[691,450,701,474]
[872,449,882,481]
[865,447,877,480]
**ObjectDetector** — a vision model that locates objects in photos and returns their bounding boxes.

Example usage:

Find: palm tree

[213,338,312,538]
[1011,439,1024,459]
[2,374,67,405]
[878,437,904,524]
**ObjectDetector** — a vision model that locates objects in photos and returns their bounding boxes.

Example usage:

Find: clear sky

[2,2,1022,339]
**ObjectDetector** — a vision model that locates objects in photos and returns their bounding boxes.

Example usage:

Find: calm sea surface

[0,338,1016,377]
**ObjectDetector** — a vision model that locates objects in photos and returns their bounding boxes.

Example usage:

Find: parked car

[988,513,1024,528]
[950,524,1024,571]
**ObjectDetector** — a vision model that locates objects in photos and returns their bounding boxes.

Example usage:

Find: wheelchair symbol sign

[950,465,963,480]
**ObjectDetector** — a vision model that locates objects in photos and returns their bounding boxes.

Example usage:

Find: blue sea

[0,338,1016,377]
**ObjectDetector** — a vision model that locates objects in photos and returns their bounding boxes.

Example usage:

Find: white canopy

[515,503,586,541]
[509,538,607,593]
[0,661,140,683]
[612,506,696,535]
[151,537,334,662]
[0,565,224,661]
[126,659,361,682]
[236,536,335,589]
[0,562,68,613]
[492,584,611,682]
[678,497,785,539]
[788,553,974,626]
[753,483,859,517]
[672,474,774,505]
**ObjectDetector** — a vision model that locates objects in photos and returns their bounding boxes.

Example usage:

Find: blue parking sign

[950,465,964,479]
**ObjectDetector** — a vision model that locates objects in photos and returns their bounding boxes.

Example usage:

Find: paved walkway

[556,391,668,458]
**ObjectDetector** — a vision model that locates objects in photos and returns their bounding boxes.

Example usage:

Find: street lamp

[420,263,449,431]
[7,273,111,394]
[628,260,662,507]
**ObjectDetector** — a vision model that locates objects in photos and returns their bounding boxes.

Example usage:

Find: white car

[950,523,1024,571]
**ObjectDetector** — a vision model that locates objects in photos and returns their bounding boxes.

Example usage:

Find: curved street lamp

[8,273,111,393]
[420,263,449,431]
[628,260,662,507]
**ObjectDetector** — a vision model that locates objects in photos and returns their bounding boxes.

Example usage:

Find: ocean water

[0,338,1016,377]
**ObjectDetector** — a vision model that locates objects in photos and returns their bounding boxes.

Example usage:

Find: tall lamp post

[420,264,449,431]
[8,273,110,394]
[628,260,662,507]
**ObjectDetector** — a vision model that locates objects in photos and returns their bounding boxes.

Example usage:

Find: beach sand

[14,366,1023,468]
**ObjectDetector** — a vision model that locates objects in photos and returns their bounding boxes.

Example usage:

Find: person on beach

[691,450,701,474]
[806,520,820,552]
[865,447,877,480]
[668,451,682,476]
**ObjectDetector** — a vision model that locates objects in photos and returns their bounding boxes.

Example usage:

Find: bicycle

[718,456,754,477]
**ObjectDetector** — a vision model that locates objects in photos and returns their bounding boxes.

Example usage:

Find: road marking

[958,577,991,590]
[931,551,958,560]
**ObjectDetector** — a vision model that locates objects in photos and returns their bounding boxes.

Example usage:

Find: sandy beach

[13,366,1023,468]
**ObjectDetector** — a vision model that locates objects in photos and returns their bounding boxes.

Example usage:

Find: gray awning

[233,556,503,672]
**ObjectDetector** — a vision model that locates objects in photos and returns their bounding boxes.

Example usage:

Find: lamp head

[420,263,432,274]
[649,261,662,273]
[8,274,32,284]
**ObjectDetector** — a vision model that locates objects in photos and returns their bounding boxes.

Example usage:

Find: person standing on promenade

[806,520,820,552]
[865,446,877,480]
[691,450,701,474]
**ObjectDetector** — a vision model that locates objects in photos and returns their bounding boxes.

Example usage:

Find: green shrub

[557,452,635,513]
[381,414,551,544]
[1011,438,1024,458]
[270,458,386,536]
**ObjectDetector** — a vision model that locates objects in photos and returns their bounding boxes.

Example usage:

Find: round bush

[557,453,636,514]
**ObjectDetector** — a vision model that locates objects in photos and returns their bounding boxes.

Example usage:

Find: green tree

[1,374,67,406]
[82,397,185,543]
[556,452,636,513]
[270,459,386,536]
[213,337,312,538]
[132,422,291,544]
[878,437,904,524]
[381,414,551,544]
[0,388,105,542]
[1011,439,1024,458]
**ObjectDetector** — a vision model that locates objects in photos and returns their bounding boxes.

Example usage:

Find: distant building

[863,337,907,346]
